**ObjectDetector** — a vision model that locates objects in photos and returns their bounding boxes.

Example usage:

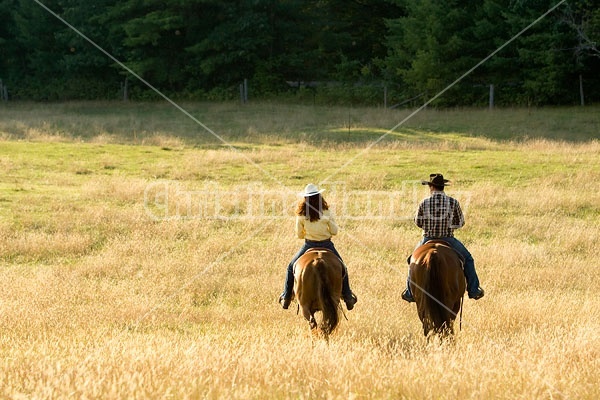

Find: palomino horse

[293,248,343,339]
[409,240,466,338]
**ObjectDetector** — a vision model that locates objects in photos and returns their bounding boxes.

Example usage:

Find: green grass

[1,101,598,144]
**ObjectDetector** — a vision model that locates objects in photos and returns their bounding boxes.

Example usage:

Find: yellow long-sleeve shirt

[295,210,339,241]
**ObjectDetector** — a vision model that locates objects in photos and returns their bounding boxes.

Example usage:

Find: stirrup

[401,288,415,303]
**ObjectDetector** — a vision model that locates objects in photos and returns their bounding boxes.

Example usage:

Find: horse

[408,240,466,339]
[293,248,344,340]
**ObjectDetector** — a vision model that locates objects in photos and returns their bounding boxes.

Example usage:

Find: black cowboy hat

[421,173,450,186]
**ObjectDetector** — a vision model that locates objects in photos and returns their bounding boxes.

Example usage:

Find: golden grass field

[0,102,599,399]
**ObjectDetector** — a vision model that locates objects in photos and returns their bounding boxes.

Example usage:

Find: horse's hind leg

[308,314,320,339]
[301,306,317,330]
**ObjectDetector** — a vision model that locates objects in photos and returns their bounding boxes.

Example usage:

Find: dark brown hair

[295,194,329,222]
[429,183,445,191]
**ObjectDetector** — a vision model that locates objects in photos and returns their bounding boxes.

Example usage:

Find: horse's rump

[294,249,343,337]
[409,242,466,337]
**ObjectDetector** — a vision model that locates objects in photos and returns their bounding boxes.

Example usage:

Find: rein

[339,302,349,321]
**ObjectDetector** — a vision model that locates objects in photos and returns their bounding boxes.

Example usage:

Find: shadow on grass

[1,101,598,146]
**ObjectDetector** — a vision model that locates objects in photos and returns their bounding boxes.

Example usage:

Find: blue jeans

[406,237,481,297]
[281,239,352,300]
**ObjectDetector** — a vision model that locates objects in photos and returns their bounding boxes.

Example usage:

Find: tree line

[1,0,598,106]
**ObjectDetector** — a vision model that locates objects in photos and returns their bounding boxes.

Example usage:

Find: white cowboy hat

[299,183,325,197]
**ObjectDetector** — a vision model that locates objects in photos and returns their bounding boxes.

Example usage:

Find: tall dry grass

[1,103,599,398]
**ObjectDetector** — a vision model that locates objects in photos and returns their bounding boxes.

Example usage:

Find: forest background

[1,0,599,106]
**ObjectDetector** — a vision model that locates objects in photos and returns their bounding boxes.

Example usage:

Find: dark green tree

[185,0,286,94]
[385,0,492,105]
[559,0,600,104]
[55,0,123,99]
[0,0,19,88]
[497,1,578,105]
[3,0,595,104]
[10,0,67,98]
[6,0,122,99]
[384,0,600,105]
[101,0,188,95]
[315,0,403,82]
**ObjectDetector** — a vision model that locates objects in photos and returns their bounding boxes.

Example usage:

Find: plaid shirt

[415,191,464,238]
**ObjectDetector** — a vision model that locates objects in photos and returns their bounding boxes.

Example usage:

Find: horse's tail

[315,258,339,336]
[424,250,452,333]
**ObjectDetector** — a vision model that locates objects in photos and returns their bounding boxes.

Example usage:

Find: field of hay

[0,102,599,399]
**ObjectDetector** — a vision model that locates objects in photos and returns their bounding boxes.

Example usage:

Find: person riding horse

[278,183,357,311]
[402,173,484,302]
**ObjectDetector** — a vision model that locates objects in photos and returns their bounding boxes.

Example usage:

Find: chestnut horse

[409,240,466,338]
[293,248,343,339]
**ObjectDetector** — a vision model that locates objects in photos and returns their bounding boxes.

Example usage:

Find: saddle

[406,240,465,268]
[300,248,347,275]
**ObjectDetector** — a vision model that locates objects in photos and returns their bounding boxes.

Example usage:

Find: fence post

[383,84,387,109]
[122,77,129,102]
[579,74,585,106]
[240,79,248,104]
[0,79,6,101]
[489,84,494,109]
